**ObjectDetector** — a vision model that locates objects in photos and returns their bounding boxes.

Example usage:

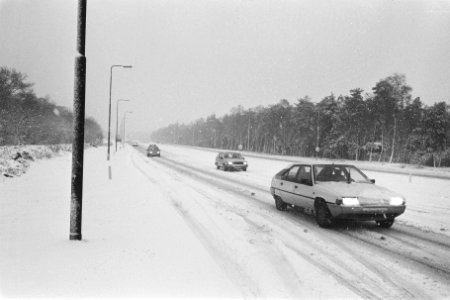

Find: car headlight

[389,196,404,205]
[243,161,247,165]
[228,161,233,165]
[341,197,360,206]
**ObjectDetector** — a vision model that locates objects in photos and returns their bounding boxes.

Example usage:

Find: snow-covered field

[1,144,450,299]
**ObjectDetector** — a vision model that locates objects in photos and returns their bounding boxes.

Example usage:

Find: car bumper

[227,164,247,170]
[328,204,406,220]
[147,153,160,156]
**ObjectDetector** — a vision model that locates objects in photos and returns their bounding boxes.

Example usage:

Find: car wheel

[315,201,333,228]
[216,164,220,169]
[377,219,394,228]
[243,167,247,171]
[274,196,288,211]
[223,164,228,171]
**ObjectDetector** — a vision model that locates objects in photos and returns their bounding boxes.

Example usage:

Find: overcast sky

[1,0,450,136]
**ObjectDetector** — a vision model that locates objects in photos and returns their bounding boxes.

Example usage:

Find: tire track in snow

[339,228,450,278]
[130,152,266,298]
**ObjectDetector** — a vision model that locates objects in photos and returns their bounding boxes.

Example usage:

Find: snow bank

[0,145,70,178]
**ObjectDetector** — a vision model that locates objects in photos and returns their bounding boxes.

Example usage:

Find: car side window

[285,166,300,182]
[296,166,312,185]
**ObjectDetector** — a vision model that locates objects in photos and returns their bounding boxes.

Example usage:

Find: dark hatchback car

[147,144,160,157]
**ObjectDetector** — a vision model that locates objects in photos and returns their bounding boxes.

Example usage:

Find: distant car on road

[215,152,248,171]
[147,144,160,157]
[270,164,406,228]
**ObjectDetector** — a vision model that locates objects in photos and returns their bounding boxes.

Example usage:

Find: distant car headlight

[228,161,233,165]
[389,196,404,205]
[341,197,360,206]
[243,161,247,165]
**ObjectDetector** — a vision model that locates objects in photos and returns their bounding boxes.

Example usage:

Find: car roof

[285,163,357,168]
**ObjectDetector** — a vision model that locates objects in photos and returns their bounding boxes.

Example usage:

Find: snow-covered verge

[0,145,71,178]
[0,146,240,298]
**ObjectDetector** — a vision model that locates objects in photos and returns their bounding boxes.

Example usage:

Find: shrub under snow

[0,145,71,178]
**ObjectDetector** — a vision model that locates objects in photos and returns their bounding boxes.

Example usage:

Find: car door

[290,165,315,209]
[280,165,301,205]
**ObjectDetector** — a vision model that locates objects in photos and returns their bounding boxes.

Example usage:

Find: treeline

[152,74,450,167]
[0,66,103,146]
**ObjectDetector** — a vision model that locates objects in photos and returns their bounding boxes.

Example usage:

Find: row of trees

[0,66,103,146]
[152,74,450,167]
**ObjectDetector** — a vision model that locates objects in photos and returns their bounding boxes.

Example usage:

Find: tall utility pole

[70,0,87,241]
[107,65,132,160]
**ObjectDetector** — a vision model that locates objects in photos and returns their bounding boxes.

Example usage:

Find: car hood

[315,182,403,205]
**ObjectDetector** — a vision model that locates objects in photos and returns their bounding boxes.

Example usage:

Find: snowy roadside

[0,146,240,298]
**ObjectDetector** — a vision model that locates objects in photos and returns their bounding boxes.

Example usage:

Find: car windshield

[313,165,370,183]
[224,153,242,159]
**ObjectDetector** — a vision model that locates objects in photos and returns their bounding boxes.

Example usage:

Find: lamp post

[107,64,132,160]
[123,111,132,145]
[115,99,130,152]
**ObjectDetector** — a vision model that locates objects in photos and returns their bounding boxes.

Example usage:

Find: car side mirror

[370,179,375,184]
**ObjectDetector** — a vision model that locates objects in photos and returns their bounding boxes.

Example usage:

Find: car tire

[243,167,247,172]
[315,200,333,228]
[274,196,288,211]
[223,164,228,171]
[377,219,394,228]
[216,164,220,169]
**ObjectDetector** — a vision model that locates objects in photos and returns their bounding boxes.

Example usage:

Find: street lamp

[107,64,132,160]
[123,111,132,145]
[115,99,130,152]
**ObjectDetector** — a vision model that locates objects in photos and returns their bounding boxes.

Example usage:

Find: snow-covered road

[132,143,450,299]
